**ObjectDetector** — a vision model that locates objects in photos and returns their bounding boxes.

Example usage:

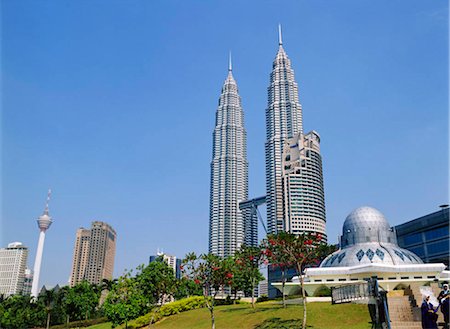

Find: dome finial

[278,24,283,46]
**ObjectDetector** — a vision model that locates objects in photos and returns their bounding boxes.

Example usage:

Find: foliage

[124,296,206,328]
[64,281,101,321]
[50,317,108,329]
[262,231,329,329]
[182,253,234,329]
[173,277,203,300]
[234,245,265,308]
[256,295,269,303]
[0,294,46,329]
[135,259,177,306]
[103,273,147,328]
[313,285,331,297]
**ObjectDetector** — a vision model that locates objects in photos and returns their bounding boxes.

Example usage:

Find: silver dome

[321,206,423,267]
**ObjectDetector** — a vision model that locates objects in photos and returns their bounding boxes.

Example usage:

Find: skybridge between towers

[239,196,267,246]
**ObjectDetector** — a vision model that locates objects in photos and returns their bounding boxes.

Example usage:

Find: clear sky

[1,1,448,287]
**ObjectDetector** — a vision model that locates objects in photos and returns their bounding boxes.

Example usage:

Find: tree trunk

[299,268,307,329]
[46,312,51,329]
[282,268,286,308]
[251,277,256,308]
[210,307,215,329]
[66,314,69,328]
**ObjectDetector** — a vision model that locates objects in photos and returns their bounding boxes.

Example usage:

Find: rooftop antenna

[278,24,283,46]
[44,189,52,215]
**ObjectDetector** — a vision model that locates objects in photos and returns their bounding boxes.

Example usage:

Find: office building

[70,221,116,286]
[209,56,249,257]
[149,251,182,279]
[281,131,326,238]
[395,207,449,268]
[0,242,28,296]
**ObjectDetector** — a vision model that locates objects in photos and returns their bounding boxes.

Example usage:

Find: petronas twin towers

[209,27,326,257]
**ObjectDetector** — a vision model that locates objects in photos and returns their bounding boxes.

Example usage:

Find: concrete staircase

[387,294,421,329]
[387,283,446,329]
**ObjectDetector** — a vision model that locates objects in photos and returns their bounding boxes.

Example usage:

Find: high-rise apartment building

[209,57,249,257]
[282,131,326,238]
[69,221,116,286]
[265,26,325,235]
[22,268,33,295]
[0,242,28,296]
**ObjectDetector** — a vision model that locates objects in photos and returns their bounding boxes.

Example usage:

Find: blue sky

[1,1,448,287]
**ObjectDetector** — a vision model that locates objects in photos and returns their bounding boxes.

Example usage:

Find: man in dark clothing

[438,283,450,329]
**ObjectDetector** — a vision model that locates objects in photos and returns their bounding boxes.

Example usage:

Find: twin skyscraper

[209,26,326,257]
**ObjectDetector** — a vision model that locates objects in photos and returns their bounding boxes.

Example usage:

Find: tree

[38,288,56,329]
[234,245,265,308]
[182,253,234,329]
[64,281,100,322]
[263,231,327,329]
[0,294,46,329]
[103,273,146,328]
[261,235,295,308]
[173,277,203,300]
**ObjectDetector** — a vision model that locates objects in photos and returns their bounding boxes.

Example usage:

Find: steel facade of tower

[209,61,249,257]
[265,30,304,234]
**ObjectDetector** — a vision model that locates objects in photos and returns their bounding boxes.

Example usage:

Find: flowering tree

[181,253,234,329]
[261,236,293,308]
[234,245,265,308]
[263,231,328,329]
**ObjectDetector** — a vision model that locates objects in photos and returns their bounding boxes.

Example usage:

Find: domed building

[273,206,449,296]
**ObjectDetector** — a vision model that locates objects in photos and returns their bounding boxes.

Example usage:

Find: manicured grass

[151,302,371,329]
[86,322,112,329]
[88,302,371,329]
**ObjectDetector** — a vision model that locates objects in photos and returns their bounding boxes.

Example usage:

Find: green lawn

[88,302,371,329]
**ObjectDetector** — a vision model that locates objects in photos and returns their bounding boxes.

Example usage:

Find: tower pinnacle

[44,189,51,215]
[228,51,232,72]
[278,24,283,46]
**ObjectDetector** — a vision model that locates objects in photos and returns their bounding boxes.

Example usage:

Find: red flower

[226,272,233,278]
[249,256,255,261]
[179,265,184,270]
[305,239,313,245]
[213,266,220,271]
[194,279,200,285]
[269,239,276,246]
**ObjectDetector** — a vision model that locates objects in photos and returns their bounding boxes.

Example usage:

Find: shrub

[49,317,108,329]
[124,296,206,328]
[313,285,331,297]
[256,295,269,303]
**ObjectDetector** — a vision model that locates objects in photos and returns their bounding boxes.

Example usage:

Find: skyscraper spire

[209,56,248,257]
[265,26,303,234]
[31,190,54,298]
[278,24,283,46]
[229,51,232,72]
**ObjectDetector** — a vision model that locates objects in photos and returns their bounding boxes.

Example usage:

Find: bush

[124,296,206,328]
[49,317,108,329]
[313,285,331,297]
[256,295,269,303]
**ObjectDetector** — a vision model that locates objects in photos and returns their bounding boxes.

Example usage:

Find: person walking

[421,295,438,329]
[438,283,450,329]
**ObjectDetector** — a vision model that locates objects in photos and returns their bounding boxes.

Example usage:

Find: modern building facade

[0,242,28,296]
[70,221,116,286]
[395,207,449,268]
[31,190,53,298]
[149,251,182,279]
[281,131,326,238]
[22,268,33,296]
[209,57,249,257]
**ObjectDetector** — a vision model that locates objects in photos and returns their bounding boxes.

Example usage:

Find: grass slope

[88,302,371,329]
